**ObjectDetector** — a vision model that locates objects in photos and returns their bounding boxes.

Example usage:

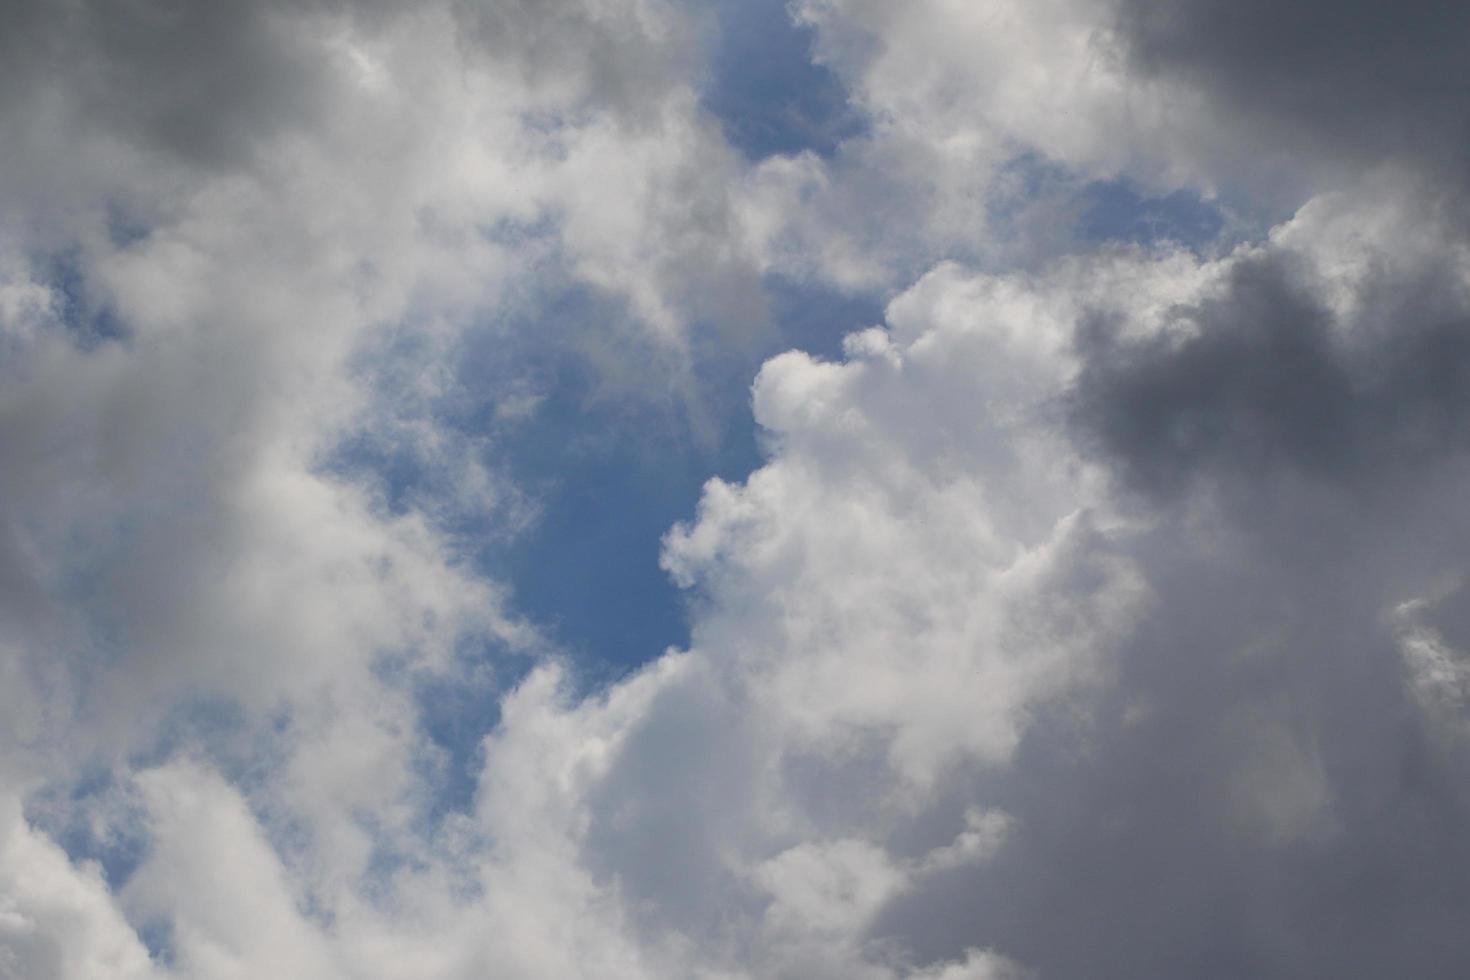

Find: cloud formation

[3,1,1470,978]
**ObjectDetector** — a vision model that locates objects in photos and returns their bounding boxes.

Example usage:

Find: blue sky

[699,0,865,160]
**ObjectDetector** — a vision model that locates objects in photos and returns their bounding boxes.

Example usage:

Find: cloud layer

[3,1,1470,978]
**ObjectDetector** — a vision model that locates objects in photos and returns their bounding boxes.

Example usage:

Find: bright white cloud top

[3,1,1470,978]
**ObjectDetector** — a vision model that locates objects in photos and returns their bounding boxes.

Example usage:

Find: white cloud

[5,1,1470,978]
[0,796,159,980]
[0,1,772,972]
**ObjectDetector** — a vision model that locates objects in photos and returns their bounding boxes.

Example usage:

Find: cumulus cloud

[742,0,1470,289]
[0,795,158,980]
[5,1,1470,979]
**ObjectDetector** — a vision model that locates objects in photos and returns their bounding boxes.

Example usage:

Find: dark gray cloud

[451,0,696,124]
[1070,253,1470,504]
[864,245,1470,976]
[0,0,344,172]
[914,104,1470,972]
[877,552,1470,978]
[1114,0,1470,183]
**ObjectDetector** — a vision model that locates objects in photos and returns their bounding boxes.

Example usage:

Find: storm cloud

[1115,0,1470,184]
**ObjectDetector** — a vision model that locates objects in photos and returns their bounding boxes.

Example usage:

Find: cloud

[5,1,1470,979]
[850,215,1470,980]
[0,795,159,980]
[1113,0,1470,187]
[0,0,772,970]
[1070,181,1470,507]
[744,0,1470,290]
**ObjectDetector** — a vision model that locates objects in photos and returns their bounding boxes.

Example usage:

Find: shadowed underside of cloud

[1073,258,1470,499]
[3,1,1470,978]
[1115,0,1470,183]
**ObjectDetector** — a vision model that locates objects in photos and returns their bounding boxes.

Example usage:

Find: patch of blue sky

[465,278,883,678]
[126,693,271,779]
[411,659,502,818]
[339,274,880,674]
[24,763,151,891]
[135,919,176,968]
[1077,178,1227,251]
[695,0,865,161]
[318,244,888,823]
[461,292,759,675]
[990,152,1234,257]
[39,247,129,348]
[763,274,886,363]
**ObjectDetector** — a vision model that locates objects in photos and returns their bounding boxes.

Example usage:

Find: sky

[2,1,1470,978]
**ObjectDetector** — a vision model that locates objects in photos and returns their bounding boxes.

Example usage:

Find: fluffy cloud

[742,0,1470,290]
[0,0,758,969]
[5,1,1470,979]
[0,795,158,980]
